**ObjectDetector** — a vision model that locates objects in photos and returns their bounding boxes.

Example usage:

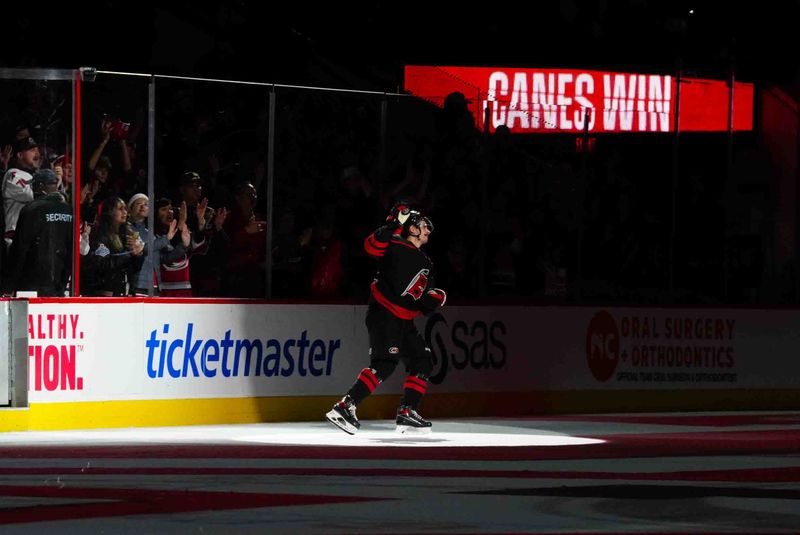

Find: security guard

[2,169,73,296]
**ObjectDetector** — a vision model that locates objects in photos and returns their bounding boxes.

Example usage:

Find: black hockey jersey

[364,225,445,319]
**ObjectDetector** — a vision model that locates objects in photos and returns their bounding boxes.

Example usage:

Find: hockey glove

[385,203,410,235]
[388,203,411,225]
[384,219,402,236]
[427,288,447,307]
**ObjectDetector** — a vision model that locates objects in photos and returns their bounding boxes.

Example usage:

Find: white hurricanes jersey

[3,167,34,246]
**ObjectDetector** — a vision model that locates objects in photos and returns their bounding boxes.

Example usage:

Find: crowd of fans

[0,77,779,304]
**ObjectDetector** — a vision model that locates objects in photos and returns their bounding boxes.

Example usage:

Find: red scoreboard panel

[404,65,753,134]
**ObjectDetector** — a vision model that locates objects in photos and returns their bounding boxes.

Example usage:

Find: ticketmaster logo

[145,323,341,379]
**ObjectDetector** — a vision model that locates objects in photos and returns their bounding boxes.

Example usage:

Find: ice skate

[326,396,360,435]
[395,406,432,434]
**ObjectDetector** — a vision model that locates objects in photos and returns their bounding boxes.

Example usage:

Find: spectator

[81,196,144,296]
[120,141,148,201]
[308,217,345,298]
[153,198,193,297]
[127,193,159,295]
[80,155,114,218]
[88,116,132,177]
[52,154,73,201]
[271,207,312,297]
[335,166,377,298]
[2,169,72,296]
[176,171,205,230]
[176,171,229,296]
[222,180,266,297]
[2,136,42,248]
[437,234,473,298]
[79,220,91,257]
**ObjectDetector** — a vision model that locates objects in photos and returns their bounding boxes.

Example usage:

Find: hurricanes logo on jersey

[401,269,429,300]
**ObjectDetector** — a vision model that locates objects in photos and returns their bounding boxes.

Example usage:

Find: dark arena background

[1,2,800,533]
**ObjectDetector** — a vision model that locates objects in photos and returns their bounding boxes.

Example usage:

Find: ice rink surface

[0,412,799,534]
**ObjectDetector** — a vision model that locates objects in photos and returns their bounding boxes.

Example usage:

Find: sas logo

[424,313,507,384]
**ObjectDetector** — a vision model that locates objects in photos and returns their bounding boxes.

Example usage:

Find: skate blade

[395,424,432,435]
[325,410,357,435]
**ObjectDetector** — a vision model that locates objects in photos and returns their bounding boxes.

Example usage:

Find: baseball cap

[52,154,71,167]
[180,171,202,186]
[31,168,59,186]
[13,136,40,153]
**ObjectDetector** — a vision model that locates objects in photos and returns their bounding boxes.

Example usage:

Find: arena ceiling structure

[2,1,798,90]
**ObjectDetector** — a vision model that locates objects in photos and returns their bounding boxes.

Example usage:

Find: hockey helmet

[402,209,434,237]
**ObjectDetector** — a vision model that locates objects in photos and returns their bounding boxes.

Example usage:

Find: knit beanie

[127,193,148,211]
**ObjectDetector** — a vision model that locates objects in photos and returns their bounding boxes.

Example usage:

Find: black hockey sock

[400,374,428,409]
[346,367,381,405]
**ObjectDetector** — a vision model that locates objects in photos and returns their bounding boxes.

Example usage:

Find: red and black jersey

[364,225,445,319]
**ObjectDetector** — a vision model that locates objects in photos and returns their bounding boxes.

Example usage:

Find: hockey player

[326,203,446,434]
